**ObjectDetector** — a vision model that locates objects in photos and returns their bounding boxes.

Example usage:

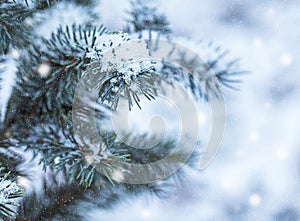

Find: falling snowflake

[37,63,51,78]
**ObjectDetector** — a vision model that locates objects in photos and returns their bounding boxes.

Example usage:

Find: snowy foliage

[1,0,297,220]
[116,61,155,85]
[0,174,22,220]
[125,0,171,34]
[0,178,20,203]
[86,32,131,59]
[71,0,300,220]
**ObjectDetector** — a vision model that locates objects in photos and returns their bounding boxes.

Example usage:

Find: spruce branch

[125,0,171,36]
[14,24,106,119]
[8,113,130,188]
[16,176,83,221]
[16,174,174,220]
[0,1,32,55]
[33,0,96,10]
[0,0,246,219]
[13,24,133,121]
[95,61,160,111]
[156,39,245,100]
[0,173,22,221]
[0,147,23,221]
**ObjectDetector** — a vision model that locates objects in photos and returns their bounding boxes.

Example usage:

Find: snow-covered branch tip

[0,172,22,220]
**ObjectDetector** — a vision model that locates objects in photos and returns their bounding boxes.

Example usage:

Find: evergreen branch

[16,175,172,220]
[0,147,24,180]
[0,1,32,54]
[97,63,160,111]
[0,0,246,219]
[9,114,130,187]
[156,39,244,100]
[125,0,171,36]
[13,24,132,121]
[16,177,84,221]
[34,0,96,10]
[13,24,106,120]
[0,163,23,220]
